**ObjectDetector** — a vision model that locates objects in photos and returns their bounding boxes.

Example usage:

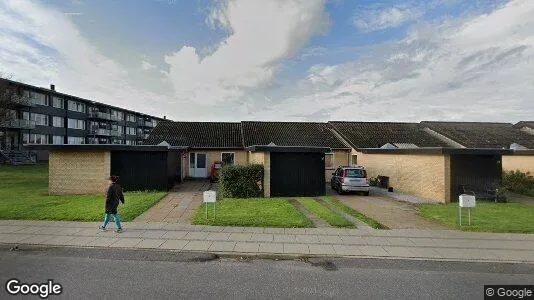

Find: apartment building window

[125,140,136,145]
[52,116,64,128]
[126,127,136,135]
[52,136,64,145]
[117,126,124,134]
[31,92,48,106]
[68,137,85,144]
[52,96,64,109]
[117,111,124,121]
[22,112,49,126]
[68,100,85,113]
[22,133,48,144]
[127,114,136,122]
[68,118,86,130]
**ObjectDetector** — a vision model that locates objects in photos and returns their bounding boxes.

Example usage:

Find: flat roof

[23,144,188,152]
[357,147,513,155]
[509,149,534,155]
[246,145,332,153]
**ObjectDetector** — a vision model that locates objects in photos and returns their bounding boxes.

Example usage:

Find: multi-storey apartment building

[1,78,165,160]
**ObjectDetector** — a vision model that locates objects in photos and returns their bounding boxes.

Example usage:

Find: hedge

[503,170,534,197]
[219,164,264,198]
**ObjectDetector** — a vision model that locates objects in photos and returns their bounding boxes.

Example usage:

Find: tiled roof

[422,121,534,149]
[329,122,451,149]
[145,121,244,148]
[515,121,534,129]
[241,121,349,148]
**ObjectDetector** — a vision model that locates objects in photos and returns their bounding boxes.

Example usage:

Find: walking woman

[100,175,125,233]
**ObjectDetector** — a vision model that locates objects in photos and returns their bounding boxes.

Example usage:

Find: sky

[0,0,533,122]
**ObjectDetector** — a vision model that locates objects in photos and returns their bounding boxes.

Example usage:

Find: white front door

[189,153,208,178]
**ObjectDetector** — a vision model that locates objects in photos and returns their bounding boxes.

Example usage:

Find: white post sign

[203,190,217,219]
[458,194,476,226]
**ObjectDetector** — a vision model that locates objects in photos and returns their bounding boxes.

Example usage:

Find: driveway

[330,189,448,230]
[135,180,213,223]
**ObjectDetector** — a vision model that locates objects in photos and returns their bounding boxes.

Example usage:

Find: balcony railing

[88,111,111,120]
[110,130,122,137]
[5,119,36,130]
[137,119,154,127]
[89,128,111,136]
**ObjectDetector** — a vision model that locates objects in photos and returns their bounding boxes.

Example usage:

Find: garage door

[270,152,325,197]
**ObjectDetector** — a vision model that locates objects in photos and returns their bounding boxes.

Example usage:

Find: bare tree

[0,74,30,150]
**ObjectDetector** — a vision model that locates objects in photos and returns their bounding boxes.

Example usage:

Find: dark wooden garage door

[111,151,168,192]
[450,154,502,202]
[270,152,325,197]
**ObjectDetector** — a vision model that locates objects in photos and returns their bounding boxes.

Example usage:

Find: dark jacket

[105,183,125,214]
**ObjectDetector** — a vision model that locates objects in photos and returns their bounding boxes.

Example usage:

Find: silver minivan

[331,166,370,195]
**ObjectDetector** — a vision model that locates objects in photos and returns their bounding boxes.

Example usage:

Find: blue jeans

[102,213,122,230]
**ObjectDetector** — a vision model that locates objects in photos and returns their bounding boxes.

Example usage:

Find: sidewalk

[1,220,533,263]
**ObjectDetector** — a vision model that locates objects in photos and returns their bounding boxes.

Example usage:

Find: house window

[22,133,48,144]
[68,137,85,144]
[52,96,64,109]
[68,118,85,130]
[52,116,64,128]
[52,136,64,144]
[23,112,48,126]
[68,100,85,113]
[351,154,358,166]
[325,153,334,169]
[221,152,235,165]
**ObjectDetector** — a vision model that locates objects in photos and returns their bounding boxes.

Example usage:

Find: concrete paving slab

[258,243,284,254]
[408,247,444,259]
[33,227,64,235]
[308,244,336,255]
[75,228,102,237]
[295,235,319,243]
[182,241,213,251]
[208,242,237,252]
[1,234,34,243]
[249,234,274,242]
[221,227,246,233]
[273,234,296,243]
[64,237,100,247]
[263,228,285,234]
[242,227,265,233]
[12,226,44,234]
[86,237,120,247]
[316,235,343,244]
[19,235,56,244]
[161,231,188,239]
[136,239,165,249]
[284,228,308,234]
[385,237,415,246]
[283,244,309,254]
[357,245,389,257]
[159,240,188,250]
[340,236,367,245]
[228,233,253,242]
[41,236,76,246]
[139,230,167,239]
[332,245,362,256]
[205,232,231,241]
[234,242,260,253]
[185,232,210,240]
[110,238,143,248]
[117,230,145,238]
[383,246,416,258]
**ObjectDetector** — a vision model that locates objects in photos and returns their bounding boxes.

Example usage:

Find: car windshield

[345,169,366,178]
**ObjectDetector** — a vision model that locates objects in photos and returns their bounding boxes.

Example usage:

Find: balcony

[88,128,111,136]
[110,130,122,137]
[5,119,36,130]
[137,119,154,127]
[88,111,111,120]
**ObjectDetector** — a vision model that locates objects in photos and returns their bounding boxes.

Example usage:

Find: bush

[503,170,534,196]
[219,164,264,198]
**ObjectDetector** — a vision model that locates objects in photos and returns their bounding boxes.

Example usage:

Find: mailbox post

[458,194,476,226]
[203,190,217,219]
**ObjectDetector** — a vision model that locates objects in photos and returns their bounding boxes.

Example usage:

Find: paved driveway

[330,189,448,230]
[135,180,213,223]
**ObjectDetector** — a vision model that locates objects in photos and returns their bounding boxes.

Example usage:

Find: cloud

[353,4,423,33]
[164,0,330,105]
[260,0,534,122]
[0,0,168,117]
[63,12,83,16]
[141,60,156,71]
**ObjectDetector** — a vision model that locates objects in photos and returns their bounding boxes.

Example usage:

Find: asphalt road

[1,246,533,300]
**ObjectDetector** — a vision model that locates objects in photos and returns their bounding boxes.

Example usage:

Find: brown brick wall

[502,155,534,175]
[49,150,110,195]
[357,152,449,203]
[325,150,351,182]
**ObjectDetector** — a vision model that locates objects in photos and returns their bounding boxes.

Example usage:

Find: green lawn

[321,196,389,229]
[0,164,167,221]
[192,198,314,228]
[297,198,354,228]
[419,202,534,233]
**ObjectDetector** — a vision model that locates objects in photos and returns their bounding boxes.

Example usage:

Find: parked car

[331,166,370,195]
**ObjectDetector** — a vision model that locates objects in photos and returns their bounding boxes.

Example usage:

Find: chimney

[50,84,55,91]
[163,116,166,119]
